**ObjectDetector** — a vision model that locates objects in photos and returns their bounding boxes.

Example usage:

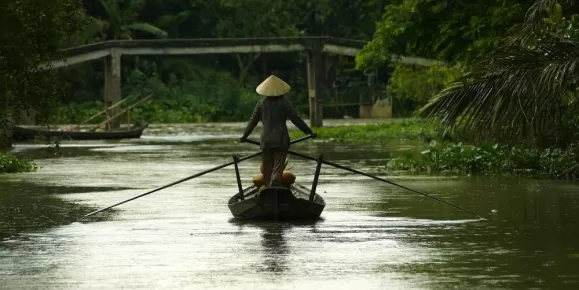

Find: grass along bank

[386,140,579,179]
[0,152,38,174]
[388,141,579,180]
[290,119,445,143]
[292,119,579,180]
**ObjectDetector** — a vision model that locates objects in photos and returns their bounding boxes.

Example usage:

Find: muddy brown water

[1,120,579,289]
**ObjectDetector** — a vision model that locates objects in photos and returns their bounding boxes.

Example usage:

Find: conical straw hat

[256,75,291,97]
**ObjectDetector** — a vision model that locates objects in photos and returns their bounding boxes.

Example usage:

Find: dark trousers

[261,148,287,186]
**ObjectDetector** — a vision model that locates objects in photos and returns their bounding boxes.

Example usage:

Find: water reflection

[1,122,579,289]
[229,220,321,274]
[259,224,288,273]
[0,182,114,241]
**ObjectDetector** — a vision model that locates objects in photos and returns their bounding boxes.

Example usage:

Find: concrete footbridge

[43,37,435,128]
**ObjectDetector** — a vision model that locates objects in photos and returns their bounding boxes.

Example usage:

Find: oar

[243,135,482,217]
[242,134,313,146]
[287,150,483,219]
[289,135,314,145]
[90,94,153,131]
[79,151,262,220]
[75,97,132,129]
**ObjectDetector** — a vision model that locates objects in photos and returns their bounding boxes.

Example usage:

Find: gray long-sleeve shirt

[242,97,313,149]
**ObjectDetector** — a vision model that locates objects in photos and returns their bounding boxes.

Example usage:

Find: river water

[1,121,578,289]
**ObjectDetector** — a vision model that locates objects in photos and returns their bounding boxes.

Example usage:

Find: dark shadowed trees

[0,0,86,150]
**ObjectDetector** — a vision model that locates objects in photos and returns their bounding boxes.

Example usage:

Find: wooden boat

[227,184,326,221]
[227,150,326,221]
[12,120,149,141]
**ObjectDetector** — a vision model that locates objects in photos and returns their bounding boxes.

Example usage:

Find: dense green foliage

[418,1,579,147]
[306,119,579,179]
[387,63,464,110]
[353,0,579,149]
[0,0,86,149]
[356,0,535,69]
[0,153,38,174]
[53,0,390,125]
[388,141,579,180]
[6,0,579,180]
[55,62,311,124]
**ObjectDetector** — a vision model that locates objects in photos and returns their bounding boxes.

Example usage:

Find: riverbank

[290,118,445,143]
[386,141,579,180]
[296,120,579,180]
[8,118,579,180]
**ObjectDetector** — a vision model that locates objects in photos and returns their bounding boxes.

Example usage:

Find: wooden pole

[233,155,244,201]
[104,48,122,130]
[80,151,262,220]
[309,154,323,201]
[90,94,152,131]
[307,46,324,127]
[75,97,131,129]
[288,150,483,219]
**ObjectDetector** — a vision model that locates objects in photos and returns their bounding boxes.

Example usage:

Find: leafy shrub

[0,153,38,173]
[387,141,579,179]
[388,63,464,106]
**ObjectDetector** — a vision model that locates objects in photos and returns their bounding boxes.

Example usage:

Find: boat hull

[228,184,325,221]
[12,121,148,141]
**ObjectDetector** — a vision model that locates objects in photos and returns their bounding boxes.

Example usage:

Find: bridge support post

[306,48,323,128]
[104,48,121,130]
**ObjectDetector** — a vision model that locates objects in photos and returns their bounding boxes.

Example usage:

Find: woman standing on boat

[240,75,317,187]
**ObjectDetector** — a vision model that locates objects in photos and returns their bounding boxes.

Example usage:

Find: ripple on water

[2,122,579,289]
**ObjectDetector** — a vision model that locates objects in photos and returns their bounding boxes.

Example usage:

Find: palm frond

[128,0,146,12]
[100,0,122,28]
[525,0,560,26]
[123,0,145,24]
[123,23,168,38]
[100,0,124,39]
[524,0,579,26]
[419,36,579,144]
[506,0,579,45]
[154,11,191,28]
[69,16,108,45]
[86,17,108,38]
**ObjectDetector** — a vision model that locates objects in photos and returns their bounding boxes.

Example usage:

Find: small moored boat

[12,120,149,141]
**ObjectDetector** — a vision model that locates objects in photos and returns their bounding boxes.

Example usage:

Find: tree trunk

[261,57,268,80]
[237,65,251,88]
[236,53,261,87]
